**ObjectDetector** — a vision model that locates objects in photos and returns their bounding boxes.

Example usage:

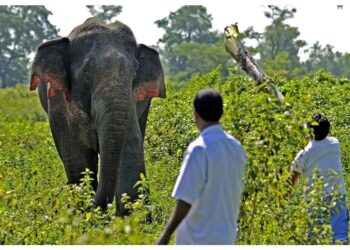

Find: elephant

[29,18,165,215]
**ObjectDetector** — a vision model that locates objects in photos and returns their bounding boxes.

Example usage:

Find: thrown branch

[224,24,284,103]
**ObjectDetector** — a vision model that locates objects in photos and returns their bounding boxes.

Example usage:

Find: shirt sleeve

[171,145,206,205]
[291,149,307,174]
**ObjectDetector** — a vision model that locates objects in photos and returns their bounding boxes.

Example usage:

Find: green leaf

[310,121,319,126]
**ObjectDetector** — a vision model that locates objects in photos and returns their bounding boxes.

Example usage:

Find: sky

[4,1,350,54]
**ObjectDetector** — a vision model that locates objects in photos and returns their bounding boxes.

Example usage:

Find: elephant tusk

[47,81,55,98]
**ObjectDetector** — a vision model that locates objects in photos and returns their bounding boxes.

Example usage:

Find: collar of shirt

[201,124,223,136]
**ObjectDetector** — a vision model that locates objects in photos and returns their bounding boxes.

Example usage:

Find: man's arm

[288,149,305,190]
[156,199,192,245]
[283,170,301,202]
[286,170,301,193]
[285,170,301,197]
[290,170,301,187]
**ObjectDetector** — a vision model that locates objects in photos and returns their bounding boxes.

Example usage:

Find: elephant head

[29,18,165,215]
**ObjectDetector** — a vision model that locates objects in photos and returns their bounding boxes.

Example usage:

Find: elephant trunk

[91,80,131,209]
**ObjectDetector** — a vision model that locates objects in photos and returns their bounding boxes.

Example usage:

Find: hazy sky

[5,1,350,54]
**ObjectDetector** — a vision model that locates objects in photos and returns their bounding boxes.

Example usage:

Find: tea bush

[0,69,349,244]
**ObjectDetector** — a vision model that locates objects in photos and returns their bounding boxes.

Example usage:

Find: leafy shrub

[0,69,349,244]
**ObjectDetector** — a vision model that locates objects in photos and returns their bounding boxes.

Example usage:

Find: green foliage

[163,42,231,82]
[86,5,122,24]
[255,6,306,79]
[156,5,348,82]
[155,5,219,48]
[0,85,46,122]
[1,68,350,244]
[0,6,58,88]
[238,6,350,80]
[155,5,224,82]
[304,42,350,79]
[147,68,350,244]
[259,6,306,61]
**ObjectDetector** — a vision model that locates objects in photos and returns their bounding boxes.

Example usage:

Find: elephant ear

[30,37,72,101]
[133,44,165,101]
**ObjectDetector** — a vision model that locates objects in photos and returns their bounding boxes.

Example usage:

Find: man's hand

[155,199,191,245]
[291,170,301,187]
[156,233,171,245]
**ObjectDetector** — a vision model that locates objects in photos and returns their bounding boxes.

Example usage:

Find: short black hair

[193,89,223,122]
[309,113,330,140]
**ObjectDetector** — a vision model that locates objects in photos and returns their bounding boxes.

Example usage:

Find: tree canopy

[165,42,230,82]
[155,5,220,49]
[0,6,58,88]
[155,5,227,82]
[86,5,122,24]
[304,42,350,78]
[1,5,349,88]
[255,6,306,78]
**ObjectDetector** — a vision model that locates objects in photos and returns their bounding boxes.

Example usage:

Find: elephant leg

[136,98,151,140]
[48,96,99,190]
[115,110,146,216]
[137,99,151,141]
[38,81,48,113]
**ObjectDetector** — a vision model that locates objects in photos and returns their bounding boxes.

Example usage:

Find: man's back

[172,125,246,244]
[289,114,349,244]
[292,136,346,194]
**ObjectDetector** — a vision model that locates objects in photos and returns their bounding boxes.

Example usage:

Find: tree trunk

[224,24,284,103]
[1,73,7,88]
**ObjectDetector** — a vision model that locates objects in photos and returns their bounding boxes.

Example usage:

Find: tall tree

[86,5,122,24]
[0,6,58,88]
[155,5,220,49]
[155,5,226,82]
[166,42,230,82]
[257,6,306,78]
[239,26,262,53]
[304,42,350,78]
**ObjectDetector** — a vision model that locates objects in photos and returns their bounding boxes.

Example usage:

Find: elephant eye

[82,69,91,82]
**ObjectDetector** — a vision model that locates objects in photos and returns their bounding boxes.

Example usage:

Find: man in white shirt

[157,89,247,245]
[291,113,349,244]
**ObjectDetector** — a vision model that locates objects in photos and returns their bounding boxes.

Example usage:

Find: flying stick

[224,24,284,103]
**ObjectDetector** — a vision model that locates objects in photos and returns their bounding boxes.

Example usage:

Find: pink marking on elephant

[136,80,160,101]
[30,72,71,101]
[30,74,40,90]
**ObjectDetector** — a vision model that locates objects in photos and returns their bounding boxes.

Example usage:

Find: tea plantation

[1,68,350,244]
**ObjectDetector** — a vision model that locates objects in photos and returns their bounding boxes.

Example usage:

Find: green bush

[0,69,349,244]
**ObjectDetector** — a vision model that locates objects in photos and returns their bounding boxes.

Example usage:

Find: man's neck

[314,135,328,141]
[199,122,219,132]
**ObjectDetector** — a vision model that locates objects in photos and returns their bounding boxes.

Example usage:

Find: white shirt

[291,136,346,195]
[172,124,247,245]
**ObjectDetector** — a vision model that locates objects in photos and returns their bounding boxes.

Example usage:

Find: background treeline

[155,5,350,82]
[0,5,349,88]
